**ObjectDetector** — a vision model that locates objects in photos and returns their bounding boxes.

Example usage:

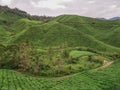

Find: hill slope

[0,7,120,53]
[54,15,120,48]
[10,20,120,53]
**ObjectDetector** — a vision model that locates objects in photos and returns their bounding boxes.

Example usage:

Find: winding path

[94,61,114,71]
[52,61,114,81]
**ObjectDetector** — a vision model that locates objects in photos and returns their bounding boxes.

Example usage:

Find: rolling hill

[53,15,120,48]
[0,12,120,52]
[3,14,118,53]
[8,20,120,53]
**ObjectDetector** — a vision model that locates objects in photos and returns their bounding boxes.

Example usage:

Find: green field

[0,69,54,90]
[0,60,120,90]
[70,51,95,58]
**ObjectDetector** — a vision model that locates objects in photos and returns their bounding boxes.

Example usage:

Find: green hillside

[0,10,120,53]
[54,15,120,48]
[102,27,120,47]
[0,24,12,44]
[9,20,120,53]
[11,18,43,32]
[0,11,21,21]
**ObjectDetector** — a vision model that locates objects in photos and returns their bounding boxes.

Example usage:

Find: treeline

[0,5,52,22]
[0,43,73,76]
[0,43,71,76]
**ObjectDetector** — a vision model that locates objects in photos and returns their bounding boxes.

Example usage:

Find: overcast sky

[0,0,120,18]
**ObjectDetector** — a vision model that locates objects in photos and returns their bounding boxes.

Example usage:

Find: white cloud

[0,0,13,5]
[110,5,117,8]
[82,7,88,10]
[88,0,95,4]
[0,0,120,18]
[31,0,72,10]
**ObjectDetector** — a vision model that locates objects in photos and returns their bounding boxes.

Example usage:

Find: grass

[70,50,95,58]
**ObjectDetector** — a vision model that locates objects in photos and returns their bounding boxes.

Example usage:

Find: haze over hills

[109,17,120,20]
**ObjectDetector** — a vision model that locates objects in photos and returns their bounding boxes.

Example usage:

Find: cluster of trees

[0,43,120,76]
[0,5,52,22]
[0,44,19,69]
[0,43,70,76]
[0,43,80,76]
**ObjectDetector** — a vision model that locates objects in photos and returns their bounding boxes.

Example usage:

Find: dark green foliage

[0,45,19,69]
[0,43,105,76]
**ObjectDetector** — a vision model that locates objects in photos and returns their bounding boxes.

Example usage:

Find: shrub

[89,55,107,64]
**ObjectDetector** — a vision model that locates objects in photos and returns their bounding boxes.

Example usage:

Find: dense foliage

[0,44,111,76]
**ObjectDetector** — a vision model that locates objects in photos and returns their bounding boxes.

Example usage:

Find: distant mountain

[109,17,120,20]
[97,17,120,20]
[96,18,106,20]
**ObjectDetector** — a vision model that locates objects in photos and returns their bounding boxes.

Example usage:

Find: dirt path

[51,61,114,81]
[51,73,78,81]
[94,61,114,71]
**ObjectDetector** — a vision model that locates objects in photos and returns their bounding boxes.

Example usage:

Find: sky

[0,0,120,19]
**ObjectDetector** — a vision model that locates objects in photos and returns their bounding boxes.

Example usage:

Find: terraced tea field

[0,70,54,90]
[0,59,120,90]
